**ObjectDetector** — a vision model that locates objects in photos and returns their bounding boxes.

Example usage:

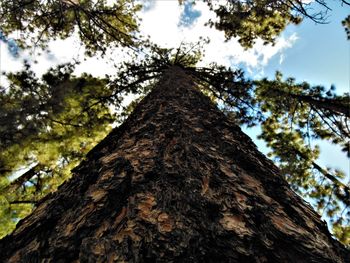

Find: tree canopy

[0,0,141,55]
[0,0,349,245]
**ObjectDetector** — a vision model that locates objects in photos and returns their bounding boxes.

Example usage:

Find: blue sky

[262,1,349,93]
[179,1,201,27]
[0,32,18,57]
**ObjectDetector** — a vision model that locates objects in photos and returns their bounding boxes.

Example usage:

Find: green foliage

[0,0,141,55]
[0,193,33,239]
[0,63,122,237]
[204,0,302,48]
[1,62,116,171]
[255,72,349,155]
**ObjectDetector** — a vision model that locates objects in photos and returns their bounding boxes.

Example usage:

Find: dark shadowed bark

[0,66,348,262]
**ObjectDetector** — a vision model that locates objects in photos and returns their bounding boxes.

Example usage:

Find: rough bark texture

[0,67,349,262]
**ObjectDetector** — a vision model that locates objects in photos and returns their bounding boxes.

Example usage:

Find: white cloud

[0,42,23,73]
[0,37,74,80]
[0,31,130,84]
[139,1,183,47]
[279,54,285,65]
[139,1,299,72]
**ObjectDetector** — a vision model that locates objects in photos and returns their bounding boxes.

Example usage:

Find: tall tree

[0,65,349,262]
[0,0,349,252]
[1,41,349,245]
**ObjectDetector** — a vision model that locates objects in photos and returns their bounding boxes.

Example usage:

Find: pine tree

[0,65,349,262]
[1,0,349,256]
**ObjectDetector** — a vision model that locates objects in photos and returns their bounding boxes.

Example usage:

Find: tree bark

[0,66,348,262]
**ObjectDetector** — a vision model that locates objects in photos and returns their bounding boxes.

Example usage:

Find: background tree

[0,62,120,237]
[253,74,350,243]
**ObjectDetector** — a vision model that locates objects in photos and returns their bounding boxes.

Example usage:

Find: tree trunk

[0,66,348,262]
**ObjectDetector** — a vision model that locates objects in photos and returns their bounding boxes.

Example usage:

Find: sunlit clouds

[139,1,298,72]
[0,1,298,81]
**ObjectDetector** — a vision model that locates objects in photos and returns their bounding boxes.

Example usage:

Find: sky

[0,0,349,179]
